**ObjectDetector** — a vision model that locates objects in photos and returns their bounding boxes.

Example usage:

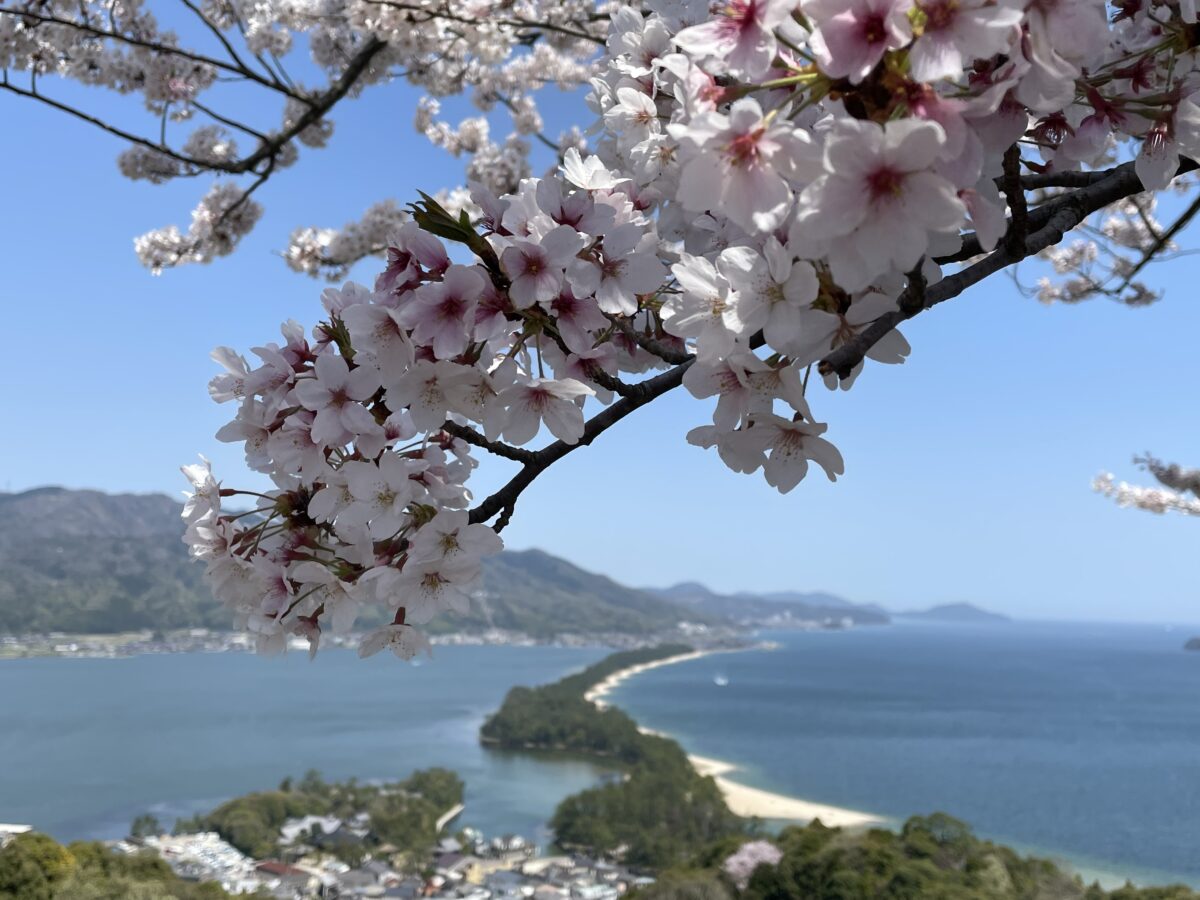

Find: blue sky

[1,60,1197,624]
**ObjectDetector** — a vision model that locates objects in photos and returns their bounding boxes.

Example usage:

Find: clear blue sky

[1,59,1197,624]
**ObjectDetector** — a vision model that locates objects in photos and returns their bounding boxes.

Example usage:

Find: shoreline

[584,646,885,829]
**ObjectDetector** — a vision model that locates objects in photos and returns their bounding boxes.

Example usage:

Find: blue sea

[2,621,1199,887]
[611,621,1200,887]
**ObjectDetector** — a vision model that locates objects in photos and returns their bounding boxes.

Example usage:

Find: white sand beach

[583,649,722,709]
[689,754,881,827]
[584,648,884,828]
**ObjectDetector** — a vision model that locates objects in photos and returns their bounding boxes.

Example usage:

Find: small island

[898,602,1010,623]
[1185,637,1200,651]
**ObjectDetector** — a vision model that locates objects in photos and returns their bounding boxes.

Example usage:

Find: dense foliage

[633,815,1200,900]
[0,832,234,899]
[0,489,225,634]
[173,768,462,861]
[481,645,694,757]
[482,646,745,868]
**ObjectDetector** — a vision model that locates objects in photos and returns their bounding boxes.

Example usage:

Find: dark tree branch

[467,361,693,528]
[821,157,1200,381]
[609,316,692,365]
[1002,144,1028,256]
[441,422,537,464]
[1111,192,1200,291]
[176,0,254,76]
[0,15,383,182]
[359,0,605,45]
[0,6,296,95]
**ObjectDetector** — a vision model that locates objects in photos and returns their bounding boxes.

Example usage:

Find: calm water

[3,623,1199,888]
[610,621,1200,887]
[0,645,610,843]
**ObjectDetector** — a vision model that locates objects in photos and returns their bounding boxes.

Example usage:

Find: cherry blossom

[794,119,965,291]
[501,226,587,308]
[672,98,815,233]
[358,623,434,661]
[805,0,913,84]
[402,265,487,359]
[153,0,1200,658]
[673,0,794,77]
[501,379,595,444]
[293,352,382,446]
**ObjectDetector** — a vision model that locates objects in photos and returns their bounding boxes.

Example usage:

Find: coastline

[584,646,884,829]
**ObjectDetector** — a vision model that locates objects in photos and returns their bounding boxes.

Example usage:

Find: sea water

[3,622,1199,888]
[609,621,1200,887]
[0,645,610,843]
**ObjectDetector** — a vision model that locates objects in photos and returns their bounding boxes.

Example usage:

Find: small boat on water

[713,674,729,687]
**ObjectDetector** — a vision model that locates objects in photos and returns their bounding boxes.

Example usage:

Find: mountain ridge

[646,581,890,626]
[0,487,711,638]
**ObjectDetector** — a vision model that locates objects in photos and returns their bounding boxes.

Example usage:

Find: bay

[4,621,1200,890]
[0,645,610,844]
[608,621,1200,888]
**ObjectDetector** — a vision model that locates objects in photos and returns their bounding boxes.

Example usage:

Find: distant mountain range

[0,486,1007,636]
[0,487,714,638]
[646,581,891,626]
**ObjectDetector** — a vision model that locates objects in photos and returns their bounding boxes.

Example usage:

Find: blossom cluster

[722,841,783,889]
[1094,455,1200,517]
[0,0,608,269]
[186,0,1200,657]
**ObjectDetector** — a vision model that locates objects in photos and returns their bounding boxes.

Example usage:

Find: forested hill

[0,487,713,637]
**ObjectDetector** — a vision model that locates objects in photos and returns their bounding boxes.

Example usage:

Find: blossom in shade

[664,253,750,362]
[567,223,667,315]
[293,351,382,446]
[408,510,504,569]
[795,119,965,291]
[402,264,486,359]
[501,378,595,444]
[358,622,433,661]
[672,98,817,233]
[367,559,478,623]
[673,0,795,77]
[741,414,845,491]
[386,360,477,432]
[501,226,587,308]
[1135,99,1200,191]
[339,453,420,538]
[909,0,1022,83]
[341,302,415,383]
[805,0,914,84]
[290,561,362,633]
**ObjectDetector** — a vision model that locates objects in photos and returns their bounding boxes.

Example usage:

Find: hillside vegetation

[0,832,234,899]
[635,814,1199,900]
[0,488,709,637]
[482,646,746,868]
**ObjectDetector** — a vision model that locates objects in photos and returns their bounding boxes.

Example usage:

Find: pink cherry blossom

[673,0,795,77]
[501,225,587,308]
[795,119,965,291]
[806,0,914,84]
[358,622,433,661]
[909,0,1022,83]
[501,378,595,444]
[672,98,817,233]
[401,265,486,359]
[567,223,667,315]
[293,351,382,446]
